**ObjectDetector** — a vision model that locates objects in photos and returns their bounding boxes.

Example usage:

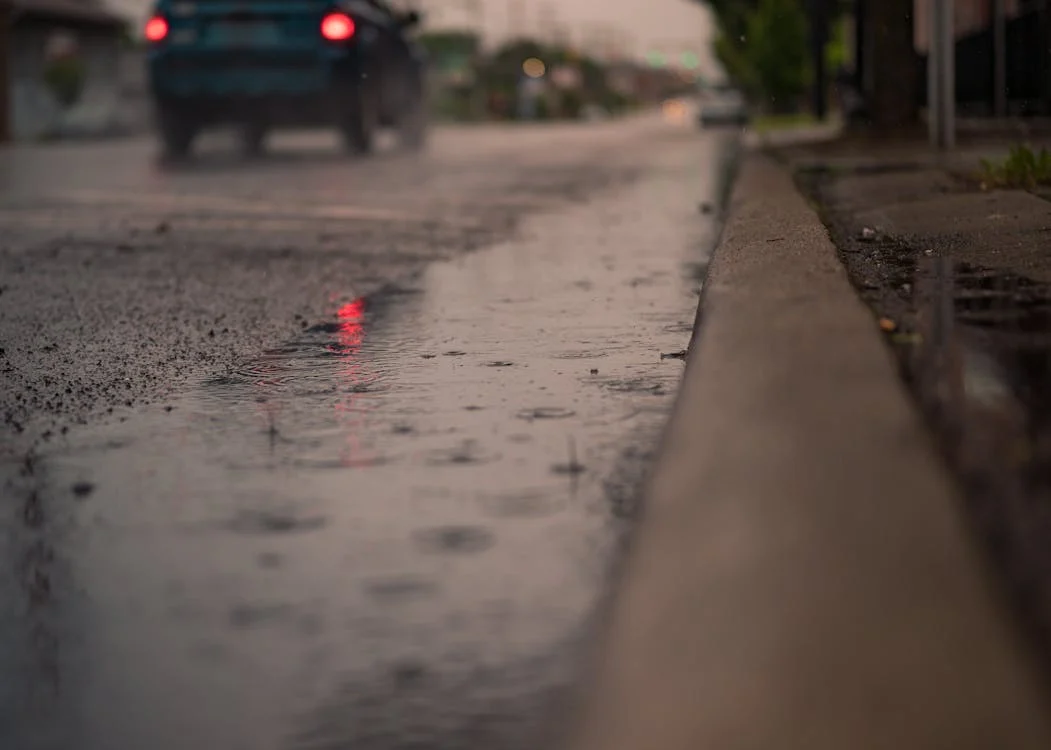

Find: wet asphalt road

[1,115,737,749]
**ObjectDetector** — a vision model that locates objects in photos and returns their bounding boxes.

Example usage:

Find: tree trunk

[864,0,918,128]
[809,0,830,120]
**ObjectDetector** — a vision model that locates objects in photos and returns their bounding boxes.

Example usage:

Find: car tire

[397,83,428,151]
[157,103,198,160]
[240,123,269,158]
[340,80,378,156]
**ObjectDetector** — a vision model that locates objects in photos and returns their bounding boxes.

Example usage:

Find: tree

[863,0,918,128]
[706,0,761,84]
[694,0,918,127]
[743,0,810,111]
[709,0,809,109]
[417,30,480,66]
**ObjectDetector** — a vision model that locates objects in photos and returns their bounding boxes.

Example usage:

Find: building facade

[913,0,1047,115]
[914,0,1025,51]
[4,0,131,140]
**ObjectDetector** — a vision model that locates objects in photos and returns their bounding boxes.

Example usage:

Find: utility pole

[0,0,9,143]
[928,0,955,149]
[1040,0,1051,114]
[992,0,1006,117]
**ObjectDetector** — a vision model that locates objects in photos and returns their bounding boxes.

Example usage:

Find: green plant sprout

[980,144,1051,189]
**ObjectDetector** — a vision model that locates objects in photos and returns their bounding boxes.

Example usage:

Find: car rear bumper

[148,47,358,98]
[699,110,749,126]
[153,92,345,127]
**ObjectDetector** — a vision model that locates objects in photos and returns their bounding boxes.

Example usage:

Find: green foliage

[706,0,755,41]
[826,15,849,71]
[430,35,638,123]
[980,145,1051,189]
[599,89,631,114]
[713,28,755,92]
[752,111,817,133]
[417,30,480,59]
[703,0,853,109]
[43,56,85,108]
[743,0,810,110]
[559,89,583,119]
[479,38,545,90]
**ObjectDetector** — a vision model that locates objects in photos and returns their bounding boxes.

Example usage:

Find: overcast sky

[110,0,718,73]
[415,0,718,67]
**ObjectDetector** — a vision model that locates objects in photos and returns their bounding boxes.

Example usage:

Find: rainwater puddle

[0,141,733,750]
[879,254,1051,659]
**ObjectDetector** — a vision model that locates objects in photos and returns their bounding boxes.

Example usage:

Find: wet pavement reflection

[0,137,735,750]
[875,251,1051,665]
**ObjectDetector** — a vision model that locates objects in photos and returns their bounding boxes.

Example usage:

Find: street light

[646,51,666,68]
[522,57,546,79]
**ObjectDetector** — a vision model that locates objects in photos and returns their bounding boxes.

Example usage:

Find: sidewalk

[787,132,1051,656]
[564,130,1051,748]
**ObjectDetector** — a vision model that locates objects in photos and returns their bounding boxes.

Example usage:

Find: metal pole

[1041,0,1051,114]
[0,0,9,143]
[927,0,938,144]
[929,0,955,149]
[993,0,1006,117]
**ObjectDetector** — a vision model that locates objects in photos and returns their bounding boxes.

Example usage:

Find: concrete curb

[565,154,1051,750]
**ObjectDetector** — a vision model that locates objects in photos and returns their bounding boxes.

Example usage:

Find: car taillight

[321,12,355,41]
[145,16,169,42]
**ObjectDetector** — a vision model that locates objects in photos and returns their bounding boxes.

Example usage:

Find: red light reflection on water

[333,297,372,467]
[337,298,366,348]
[249,297,373,466]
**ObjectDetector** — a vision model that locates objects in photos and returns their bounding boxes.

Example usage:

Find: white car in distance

[697,81,749,127]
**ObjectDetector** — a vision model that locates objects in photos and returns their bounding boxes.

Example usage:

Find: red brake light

[321,12,355,41]
[145,16,169,42]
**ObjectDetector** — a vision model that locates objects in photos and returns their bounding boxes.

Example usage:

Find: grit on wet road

[0,116,738,750]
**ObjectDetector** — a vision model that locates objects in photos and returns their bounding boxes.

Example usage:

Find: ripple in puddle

[662,322,695,334]
[364,577,438,602]
[263,344,314,356]
[381,285,425,297]
[413,525,494,555]
[550,350,609,361]
[305,322,342,334]
[226,510,327,535]
[229,603,292,629]
[603,379,667,396]
[424,441,501,466]
[516,407,577,421]
[205,374,250,388]
[291,455,394,470]
[345,381,389,395]
[479,490,566,519]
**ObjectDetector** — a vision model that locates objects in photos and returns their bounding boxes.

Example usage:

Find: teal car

[144,0,428,158]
